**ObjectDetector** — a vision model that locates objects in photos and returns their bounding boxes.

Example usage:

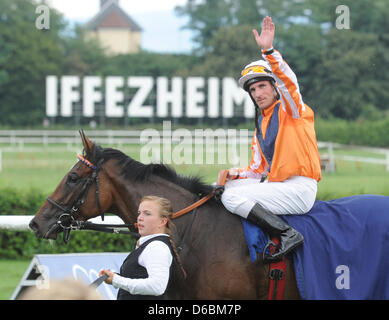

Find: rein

[172,193,214,219]
[162,169,228,218]
[45,154,216,243]
[170,168,228,219]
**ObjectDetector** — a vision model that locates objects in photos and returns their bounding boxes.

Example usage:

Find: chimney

[100,0,119,9]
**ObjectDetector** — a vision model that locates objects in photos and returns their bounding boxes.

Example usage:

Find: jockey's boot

[247,203,304,263]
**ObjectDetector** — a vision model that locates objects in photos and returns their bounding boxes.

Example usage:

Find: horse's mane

[88,144,214,198]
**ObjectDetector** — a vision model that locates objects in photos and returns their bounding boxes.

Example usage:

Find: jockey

[220,16,322,263]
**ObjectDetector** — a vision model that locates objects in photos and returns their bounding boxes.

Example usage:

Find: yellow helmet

[239,60,277,92]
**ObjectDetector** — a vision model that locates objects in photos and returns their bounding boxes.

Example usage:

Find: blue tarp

[242,194,389,300]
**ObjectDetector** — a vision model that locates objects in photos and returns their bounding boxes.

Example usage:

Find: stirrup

[262,237,280,263]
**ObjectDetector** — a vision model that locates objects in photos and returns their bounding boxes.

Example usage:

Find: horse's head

[29,130,117,242]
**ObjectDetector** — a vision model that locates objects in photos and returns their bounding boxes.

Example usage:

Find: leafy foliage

[0,0,65,125]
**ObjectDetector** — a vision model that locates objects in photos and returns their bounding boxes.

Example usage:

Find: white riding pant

[221,176,317,218]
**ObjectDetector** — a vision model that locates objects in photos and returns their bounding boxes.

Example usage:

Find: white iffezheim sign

[46,76,255,119]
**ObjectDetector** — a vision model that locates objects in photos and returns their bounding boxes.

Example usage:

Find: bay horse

[29,131,300,299]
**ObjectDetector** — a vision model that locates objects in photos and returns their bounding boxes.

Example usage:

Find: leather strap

[138,170,227,223]
[172,192,214,219]
[268,237,287,300]
[137,171,225,226]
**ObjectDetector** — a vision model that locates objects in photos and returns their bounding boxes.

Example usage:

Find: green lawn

[0,145,144,194]
[1,144,389,196]
[317,158,389,199]
[0,260,30,300]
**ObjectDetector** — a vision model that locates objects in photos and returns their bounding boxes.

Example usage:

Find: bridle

[45,154,105,243]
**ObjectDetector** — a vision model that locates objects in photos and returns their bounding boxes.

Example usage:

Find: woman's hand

[99,269,115,285]
[253,16,275,50]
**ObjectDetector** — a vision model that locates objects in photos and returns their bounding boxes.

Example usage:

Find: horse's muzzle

[29,217,59,240]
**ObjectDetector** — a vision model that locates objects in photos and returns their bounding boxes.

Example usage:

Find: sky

[47,0,195,53]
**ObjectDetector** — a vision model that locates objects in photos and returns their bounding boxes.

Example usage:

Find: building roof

[86,0,142,31]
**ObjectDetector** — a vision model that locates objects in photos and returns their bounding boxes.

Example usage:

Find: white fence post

[328,142,336,173]
[386,152,389,172]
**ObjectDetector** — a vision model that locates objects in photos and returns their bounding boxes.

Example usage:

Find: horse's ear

[79,129,93,156]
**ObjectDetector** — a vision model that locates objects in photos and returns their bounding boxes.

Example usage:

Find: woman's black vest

[117,235,174,300]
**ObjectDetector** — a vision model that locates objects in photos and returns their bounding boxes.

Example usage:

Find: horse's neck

[144,176,198,211]
[108,172,197,224]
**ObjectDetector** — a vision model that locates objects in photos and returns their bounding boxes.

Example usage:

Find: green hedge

[237,116,389,148]
[0,187,135,259]
[315,117,389,147]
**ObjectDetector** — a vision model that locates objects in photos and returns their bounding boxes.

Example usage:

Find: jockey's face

[249,80,278,110]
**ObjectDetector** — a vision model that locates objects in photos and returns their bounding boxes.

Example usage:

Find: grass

[0,260,30,300]
[0,143,250,194]
[1,143,389,196]
[317,159,389,199]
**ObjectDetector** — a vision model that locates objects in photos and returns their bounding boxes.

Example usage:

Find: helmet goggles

[239,61,277,92]
[241,65,271,77]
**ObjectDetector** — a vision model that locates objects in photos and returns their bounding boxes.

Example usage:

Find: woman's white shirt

[112,233,173,296]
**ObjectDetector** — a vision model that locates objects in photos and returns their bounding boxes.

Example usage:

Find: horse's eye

[67,173,80,184]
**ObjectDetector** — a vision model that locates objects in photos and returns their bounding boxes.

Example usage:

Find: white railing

[0,130,141,147]
[317,141,389,172]
[0,215,125,231]
[1,130,389,172]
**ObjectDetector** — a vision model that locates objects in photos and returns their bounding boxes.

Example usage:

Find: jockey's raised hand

[253,16,275,50]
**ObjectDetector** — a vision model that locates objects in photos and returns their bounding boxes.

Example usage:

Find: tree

[176,25,258,78]
[101,51,198,78]
[308,0,389,34]
[175,0,320,52]
[61,25,109,76]
[175,0,389,120]
[175,0,236,54]
[311,29,388,119]
[0,0,65,126]
[0,37,11,88]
